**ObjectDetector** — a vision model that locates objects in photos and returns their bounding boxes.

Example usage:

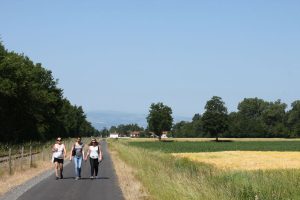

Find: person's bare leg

[59,163,64,178]
[54,162,59,179]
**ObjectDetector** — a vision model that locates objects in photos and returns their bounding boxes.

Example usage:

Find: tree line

[172,96,300,138]
[98,96,300,140]
[0,42,98,143]
[98,124,145,138]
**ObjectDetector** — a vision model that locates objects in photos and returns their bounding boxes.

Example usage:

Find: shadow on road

[58,177,110,180]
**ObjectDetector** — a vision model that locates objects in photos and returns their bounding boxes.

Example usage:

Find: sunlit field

[130,138,300,142]
[173,151,300,170]
[129,140,300,153]
[109,138,300,200]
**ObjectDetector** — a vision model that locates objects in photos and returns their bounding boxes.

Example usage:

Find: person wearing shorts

[52,137,66,180]
[85,138,102,179]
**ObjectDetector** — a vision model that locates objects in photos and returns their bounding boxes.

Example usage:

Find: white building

[109,132,119,138]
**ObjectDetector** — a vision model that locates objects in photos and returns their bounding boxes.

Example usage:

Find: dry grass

[0,137,94,197]
[0,160,53,196]
[109,148,150,200]
[173,151,300,170]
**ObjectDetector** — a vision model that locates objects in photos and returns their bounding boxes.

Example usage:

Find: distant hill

[86,110,191,130]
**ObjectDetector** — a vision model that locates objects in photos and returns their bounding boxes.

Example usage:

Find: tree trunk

[216,136,219,142]
[158,135,161,141]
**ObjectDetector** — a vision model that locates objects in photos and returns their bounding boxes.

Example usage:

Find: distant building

[150,131,169,138]
[109,132,119,138]
[130,131,140,138]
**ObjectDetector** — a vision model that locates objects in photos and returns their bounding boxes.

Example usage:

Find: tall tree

[235,98,268,137]
[287,100,300,136]
[262,100,287,136]
[202,96,228,141]
[147,102,173,140]
[0,41,98,143]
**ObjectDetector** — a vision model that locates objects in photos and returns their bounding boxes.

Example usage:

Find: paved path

[17,141,124,200]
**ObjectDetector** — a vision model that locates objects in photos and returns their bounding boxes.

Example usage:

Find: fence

[0,137,94,176]
[0,145,53,176]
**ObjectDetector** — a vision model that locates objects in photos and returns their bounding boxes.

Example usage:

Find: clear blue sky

[1,1,299,117]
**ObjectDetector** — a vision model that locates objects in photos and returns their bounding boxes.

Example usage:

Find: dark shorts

[53,158,64,164]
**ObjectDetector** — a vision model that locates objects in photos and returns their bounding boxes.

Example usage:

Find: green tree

[100,128,109,138]
[235,98,268,137]
[0,41,97,143]
[287,100,300,136]
[202,96,228,141]
[262,100,287,137]
[147,102,173,140]
[109,126,118,133]
[0,52,63,142]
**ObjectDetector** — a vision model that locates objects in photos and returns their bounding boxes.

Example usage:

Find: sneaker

[75,177,79,180]
[55,176,59,180]
[94,176,98,179]
[90,176,94,179]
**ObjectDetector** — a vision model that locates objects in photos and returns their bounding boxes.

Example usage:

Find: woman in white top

[70,137,85,180]
[52,137,66,180]
[85,138,102,179]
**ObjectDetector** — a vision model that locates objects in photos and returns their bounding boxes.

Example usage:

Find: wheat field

[173,151,300,170]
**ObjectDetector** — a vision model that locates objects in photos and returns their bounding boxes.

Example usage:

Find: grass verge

[109,139,300,200]
[109,145,150,200]
[0,137,80,197]
[0,160,53,196]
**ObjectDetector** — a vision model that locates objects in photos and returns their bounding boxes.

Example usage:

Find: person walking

[85,138,102,179]
[52,137,66,180]
[70,137,85,180]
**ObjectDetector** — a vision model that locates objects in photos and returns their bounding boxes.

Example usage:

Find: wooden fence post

[29,146,32,168]
[42,146,45,161]
[21,146,24,170]
[9,148,12,175]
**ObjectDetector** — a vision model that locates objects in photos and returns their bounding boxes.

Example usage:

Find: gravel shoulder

[0,162,68,200]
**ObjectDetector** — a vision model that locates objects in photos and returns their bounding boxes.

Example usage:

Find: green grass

[129,141,300,153]
[110,140,300,200]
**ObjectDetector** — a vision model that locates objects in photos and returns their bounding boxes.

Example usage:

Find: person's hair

[89,138,98,146]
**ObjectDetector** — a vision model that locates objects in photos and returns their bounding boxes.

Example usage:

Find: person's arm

[63,144,67,159]
[85,147,90,160]
[70,145,74,160]
[98,145,102,161]
[82,144,85,159]
[52,144,57,152]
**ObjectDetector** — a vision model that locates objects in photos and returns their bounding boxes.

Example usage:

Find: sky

[1,0,300,117]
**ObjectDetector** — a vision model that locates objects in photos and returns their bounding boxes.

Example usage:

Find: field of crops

[110,139,300,200]
[173,151,300,170]
[129,140,300,153]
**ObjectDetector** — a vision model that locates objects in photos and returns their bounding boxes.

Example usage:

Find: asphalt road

[17,141,124,200]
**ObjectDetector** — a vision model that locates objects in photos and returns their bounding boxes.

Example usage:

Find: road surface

[17,141,124,200]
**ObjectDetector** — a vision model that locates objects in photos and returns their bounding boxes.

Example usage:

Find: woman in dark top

[70,137,85,180]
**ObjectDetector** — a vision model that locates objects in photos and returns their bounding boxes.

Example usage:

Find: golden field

[173,151,300,170]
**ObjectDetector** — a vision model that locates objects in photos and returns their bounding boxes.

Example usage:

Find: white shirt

[53,144,65,159]
[89,146,99,159]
